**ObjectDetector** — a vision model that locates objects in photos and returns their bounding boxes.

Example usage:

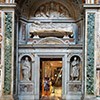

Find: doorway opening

[40,58,62,99]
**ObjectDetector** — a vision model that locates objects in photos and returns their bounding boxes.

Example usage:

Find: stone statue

[71,57,79,80]
[22,57,31,81]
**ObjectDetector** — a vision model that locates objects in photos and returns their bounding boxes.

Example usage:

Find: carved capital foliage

[4,12,12,95]
[86,13,95,95]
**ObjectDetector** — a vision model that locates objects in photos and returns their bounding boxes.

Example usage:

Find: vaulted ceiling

[15,0,84,20]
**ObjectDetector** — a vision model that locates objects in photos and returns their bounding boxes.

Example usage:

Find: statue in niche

[22,57,31,81]
[71,57,80,80]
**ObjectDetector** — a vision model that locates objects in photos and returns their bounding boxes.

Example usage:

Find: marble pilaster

[84,5,97,99]
[0,4,16,99]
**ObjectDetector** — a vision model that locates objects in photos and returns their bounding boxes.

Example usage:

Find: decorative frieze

[86,13,95,95]
[30,22,74,33]
[4,12,12,95]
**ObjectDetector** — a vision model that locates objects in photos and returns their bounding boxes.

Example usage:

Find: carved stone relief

[18,83,34,94]
[21,22,27,41]
[34,1,71,19]
[69,84,81,92]
[20,0,82,20]
[29,22,79,40]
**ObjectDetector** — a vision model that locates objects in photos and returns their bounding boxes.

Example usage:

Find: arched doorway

[16,1,84,100]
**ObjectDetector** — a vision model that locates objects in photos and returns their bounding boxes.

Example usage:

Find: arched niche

[33,1,71,19]
[19,0,82,20]
[69,55,82,81]
[19,54,34,62]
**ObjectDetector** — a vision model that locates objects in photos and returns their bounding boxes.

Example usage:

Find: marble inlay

[4,12,12,95]
[86,13,95,95]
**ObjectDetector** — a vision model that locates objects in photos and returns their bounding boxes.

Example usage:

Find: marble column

[84,5,97,99]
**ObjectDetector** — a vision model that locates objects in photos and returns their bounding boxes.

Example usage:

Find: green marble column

[4,12,13,95]
[86,13,95,95]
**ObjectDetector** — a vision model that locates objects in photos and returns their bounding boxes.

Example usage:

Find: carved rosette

[86,13,95,95]
[4,12,12,95]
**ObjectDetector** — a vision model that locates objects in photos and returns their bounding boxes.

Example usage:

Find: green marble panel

[86,13,95,95]
[4,12,12,95]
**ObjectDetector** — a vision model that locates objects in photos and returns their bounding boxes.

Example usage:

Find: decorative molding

[86,13,95,95]
[4,12,12,95]
[95,12,100,68]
